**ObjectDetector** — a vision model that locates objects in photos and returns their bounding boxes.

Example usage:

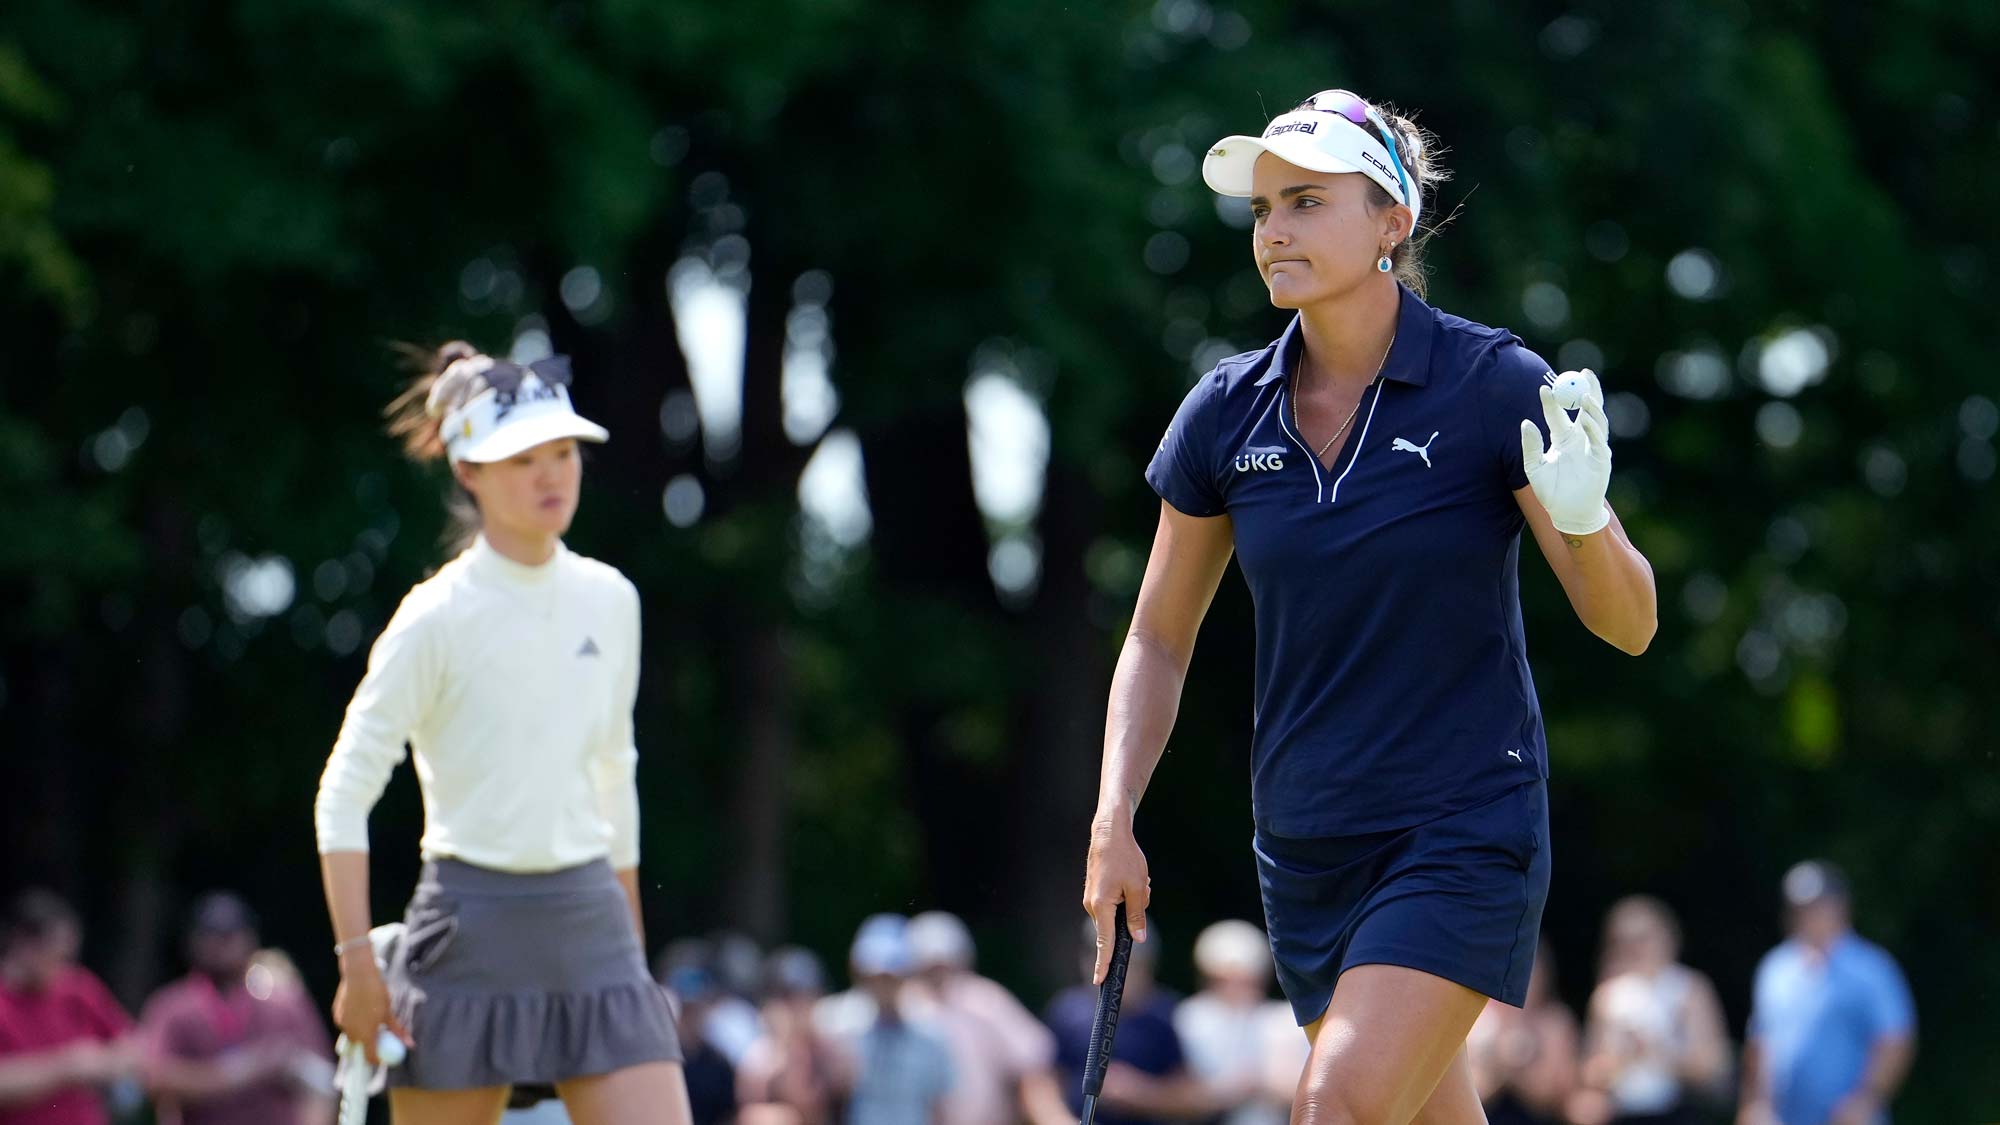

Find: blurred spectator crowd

[0,890,333,1125]
[0,861,1910,1125]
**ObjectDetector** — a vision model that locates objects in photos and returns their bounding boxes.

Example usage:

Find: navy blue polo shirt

[1146,284,1556,837]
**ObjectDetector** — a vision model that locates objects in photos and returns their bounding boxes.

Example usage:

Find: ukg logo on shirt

[1235,446,1288,472]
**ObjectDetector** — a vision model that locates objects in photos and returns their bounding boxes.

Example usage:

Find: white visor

[441,374,608,464]
[1203,106,1418,231]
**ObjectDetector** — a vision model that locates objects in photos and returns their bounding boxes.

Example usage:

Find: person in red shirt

[0,889,139,1125]
[139,893,334,1125]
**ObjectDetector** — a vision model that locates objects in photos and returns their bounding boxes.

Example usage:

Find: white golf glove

[1519,368,1612,536]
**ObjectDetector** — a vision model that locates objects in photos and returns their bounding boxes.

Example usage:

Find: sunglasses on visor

[478,354,574,399]
[1296,89,1413,210]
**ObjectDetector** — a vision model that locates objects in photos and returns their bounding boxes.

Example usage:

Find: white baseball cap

[849,913,914,977]
[1193,919,1272,981]
[1202,89,1419,231]
[908,911,975,970]
[436,354,609,464]
[1782,859,1850,908]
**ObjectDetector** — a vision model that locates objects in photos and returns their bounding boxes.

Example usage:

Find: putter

[1079,902,1135,1125]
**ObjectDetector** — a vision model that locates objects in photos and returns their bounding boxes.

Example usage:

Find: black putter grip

[1081,902,1135,1099]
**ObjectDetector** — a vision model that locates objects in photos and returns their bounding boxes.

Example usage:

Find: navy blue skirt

[1254,780,1551,1026]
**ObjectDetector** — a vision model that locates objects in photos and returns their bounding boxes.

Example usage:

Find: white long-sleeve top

[314,536,643,872]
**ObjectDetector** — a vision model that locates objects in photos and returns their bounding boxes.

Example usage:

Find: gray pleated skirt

[386,857,682,1090]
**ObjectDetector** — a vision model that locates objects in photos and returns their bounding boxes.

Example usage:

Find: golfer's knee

[1291,1077,1370,1125]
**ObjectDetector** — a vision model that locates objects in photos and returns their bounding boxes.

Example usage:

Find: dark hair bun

[386,340,486,463]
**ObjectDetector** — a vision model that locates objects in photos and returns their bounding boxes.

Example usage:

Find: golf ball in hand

[1552,371,1591,411]
[374,1031,406,1066]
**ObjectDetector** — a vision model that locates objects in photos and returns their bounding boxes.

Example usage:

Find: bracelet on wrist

[333,934,373,959]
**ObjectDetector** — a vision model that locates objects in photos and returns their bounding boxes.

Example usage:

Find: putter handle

[1080,902,1134,1099]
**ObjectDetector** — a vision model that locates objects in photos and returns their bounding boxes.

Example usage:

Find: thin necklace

[1293,331,1397,462]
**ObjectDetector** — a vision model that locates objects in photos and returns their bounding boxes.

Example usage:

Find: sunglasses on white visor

[440,354,608,464]
[1202,89,1418,231]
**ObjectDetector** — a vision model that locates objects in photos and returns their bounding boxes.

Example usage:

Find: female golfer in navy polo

[1083,90,1658,1124]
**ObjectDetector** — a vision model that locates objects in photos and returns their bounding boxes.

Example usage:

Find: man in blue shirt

[1740,861,1915,1125]
[833,915,953,1125]
[1045,924,1240,1125]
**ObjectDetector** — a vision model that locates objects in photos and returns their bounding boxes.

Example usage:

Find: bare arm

[0,1046,90,1106]
[1866,1033,1916,1099]
[1676,974,1734,1092]
[143,1047,287,1100]
[299,1089,336,1125]
[1830,1033,1915,1123]
[318,850,406,1062]
[1516,492,1657,655]
[1578,982,1644,1092]
[1515,1009,1580,1112]
[1737,1040,1772,1125]
[1100,503,1234,818]
[1019,1067,1078,1125]
[320,851,374,962]
[1100,1063,1245,1120]
[1084,502,1234,981]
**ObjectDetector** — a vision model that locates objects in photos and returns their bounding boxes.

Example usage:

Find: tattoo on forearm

[1564,535,1585,550]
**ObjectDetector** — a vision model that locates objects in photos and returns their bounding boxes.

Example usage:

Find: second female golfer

[315,343,692,1125]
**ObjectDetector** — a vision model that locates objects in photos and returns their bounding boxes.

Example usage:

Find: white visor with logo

[441,371,608,464]
[1202,107,1419,231]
